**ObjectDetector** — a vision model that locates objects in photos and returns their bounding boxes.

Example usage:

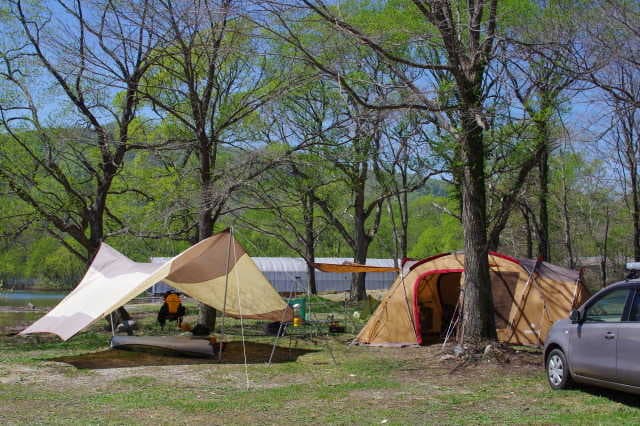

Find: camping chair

[157,291,186,329]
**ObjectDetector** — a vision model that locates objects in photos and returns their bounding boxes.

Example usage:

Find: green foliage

[28,241,83,288]
[0,0,636,294]
[0,233,83,288]
[408,194,463,258]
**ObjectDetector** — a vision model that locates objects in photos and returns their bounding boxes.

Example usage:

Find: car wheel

[546,348,573,390]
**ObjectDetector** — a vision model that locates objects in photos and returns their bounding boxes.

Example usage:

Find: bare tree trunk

[197,136,217,330]
[351,209,369,301]
[306,261,317,296]
[631,156,640,261]
[520,204,534,259]
[459,116,496,343]
[537,122,551,261]
[601,206,610,288]
[303,192,317,295]
[400,186,409,259]
[561,170,575,269]
[350,161,373,301]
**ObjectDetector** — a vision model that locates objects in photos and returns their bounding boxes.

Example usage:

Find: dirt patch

[379,343,543,384]
[52,342,318,369]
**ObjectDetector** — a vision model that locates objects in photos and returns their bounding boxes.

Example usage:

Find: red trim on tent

[409,253,451,272]
[410,251,520,272]
[412,268,463,345]
[401,257,415,267]
[489,251,520,265]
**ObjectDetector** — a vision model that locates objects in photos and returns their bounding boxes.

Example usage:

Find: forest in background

[0,150,629,292]
[0,0,637,304]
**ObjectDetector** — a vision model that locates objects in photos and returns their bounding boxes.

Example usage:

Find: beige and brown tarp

[354,252,590,347]
[20,230,292,341]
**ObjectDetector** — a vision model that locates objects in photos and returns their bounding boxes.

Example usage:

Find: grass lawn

[1,301,640,425]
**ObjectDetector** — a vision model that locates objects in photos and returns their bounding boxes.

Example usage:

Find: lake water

[0,291,67,330]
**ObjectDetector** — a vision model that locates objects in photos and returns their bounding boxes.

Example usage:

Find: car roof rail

[626,262,640,271]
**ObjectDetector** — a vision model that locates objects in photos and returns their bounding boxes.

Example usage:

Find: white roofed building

[149,257,398,294]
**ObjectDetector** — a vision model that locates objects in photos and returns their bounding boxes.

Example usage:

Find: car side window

[584,289,630,323]
[628,290,640,322]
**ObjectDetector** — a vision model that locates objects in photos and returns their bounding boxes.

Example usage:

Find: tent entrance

[415,272,461,345]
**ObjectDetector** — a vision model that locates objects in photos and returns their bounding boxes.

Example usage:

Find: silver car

[544,277,640,394]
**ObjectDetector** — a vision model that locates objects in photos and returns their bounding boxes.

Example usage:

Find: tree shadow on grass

[51,341,318,369]
[576,384,640,408]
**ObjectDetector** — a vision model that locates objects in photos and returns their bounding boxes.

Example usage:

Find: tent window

[491,272,519,329]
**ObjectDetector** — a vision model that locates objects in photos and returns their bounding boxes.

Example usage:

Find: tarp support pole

[218,228,234,362]
[441,297,461,349]
[109,312,115,336]
[230,228,250,389]
[268,284,295,366]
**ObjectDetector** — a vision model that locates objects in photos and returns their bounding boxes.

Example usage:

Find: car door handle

[605,332,616,340]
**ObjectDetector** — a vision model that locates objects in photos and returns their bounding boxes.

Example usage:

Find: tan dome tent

[354,252,589,347]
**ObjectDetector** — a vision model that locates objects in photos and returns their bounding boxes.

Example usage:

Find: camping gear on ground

[116,320,136,335]
[105,306,135,333]
[354,252,590,347]
[191,324,211,336]
[111,335,223,358]
[157,291,186,328]
[328,320,345,333]
[263,321,287,336]
[20,229,293,341]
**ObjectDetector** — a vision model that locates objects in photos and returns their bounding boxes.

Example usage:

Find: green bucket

[288,298,306,323]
